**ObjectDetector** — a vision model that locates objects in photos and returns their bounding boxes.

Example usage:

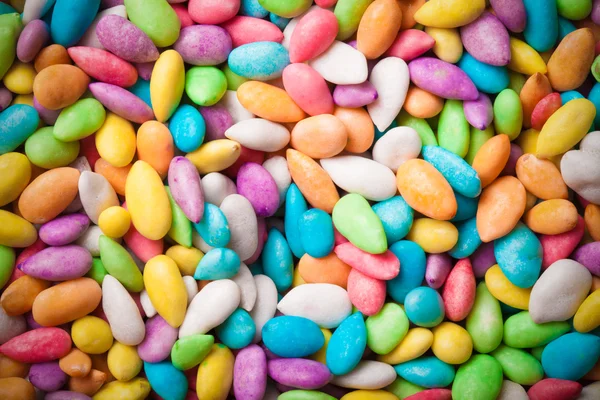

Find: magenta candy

[39,213,90,246]
[26,312,44,330]
[593,0,600,25]
[289,9,339,63]
[408,58,479,101]
[68,46,138,88]
[221,16,284,48]
[541,216,585,269]
[471,242,496,278]
[173,25,232,66]
[333,81,378,108]
[282,63,334,116]
[489,0,527,33]
[460,11,511,66]
[89,82,154,124]
[234,344,268,400]
[425,253,453,289]
[188,0,240,25]
[501,143,523,176]
[463,93,493,130]
[96,15,159,63]
[135,62,155,81]
[260,343,281,360]
[45,392,92,400]
[0,86,14,112]
[577,194,591,209]
[19,245,93,281]
[315,0,338,7]
[573,241,600,276]
[168,156,205,223]
[16,19,49,63]
[199,105,234,141]
[0,327,72,363]
[33,96,61,125]
[267,358,332,390]
[334,242,400,280]
[101,0,123,8]
[334,227,349,246]
[245,217,267,265]
[28,361,68,392]
[137,315,178,363]
[385,29,435,62]
[236,162,279,217]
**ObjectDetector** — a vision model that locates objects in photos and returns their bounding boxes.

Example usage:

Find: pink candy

[221,16,284,48]
[347,269,386,316]
[282,63,334,116]
[441,259,476,322]
[289,9,339,63]
[334,242,400,280]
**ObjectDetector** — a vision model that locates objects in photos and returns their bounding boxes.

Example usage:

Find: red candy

[442,258,476,321]
[540,216,585,269]
[531,92,562,131]
[405,389,452,400]
[528,378,582,400]
[347,269,386,316]
[68,47,138,88]
[0,327,71,363]
[385,29,436,61]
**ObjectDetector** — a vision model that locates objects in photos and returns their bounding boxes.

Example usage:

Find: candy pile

[2,0,600,399]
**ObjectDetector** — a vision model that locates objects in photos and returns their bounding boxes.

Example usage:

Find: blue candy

[0,105,40,155]
[240,0,269,18]
[215,308,256,349]
[194,247,240,280]
[269,13,290,30]
[262,228,293,292]
[451,191,479,222]
[0,2,16,15]
[449,217,481,259]
[144,361,188,400]
[169,105,206,153]
[326,312,367,375]
[129,79,152,106]
[262,316,324,358]
[557,16,576,41]
[588,83,600,127]
[494,222,542,288]
[284,184,307,258]
[394,356,455,388]
[248,262,264,276]
[228,41,290,80]
[523,0,559,52]
[298,209,334,258]
[422,145,481,198]
[458,53,510,94]
[372,196,414,244]
[542,332,600,380]
[387,240,426,303]
[50,0,100,47]
[404,286,445,327]
[561,90,584,105]
[194,203,230,248]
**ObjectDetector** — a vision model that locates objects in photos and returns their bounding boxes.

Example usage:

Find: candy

[466,283,503,353]
[96,15,159,63]
[222,16,283,48]
[408,58,478,101]
[452,354,503,400]
[368,57,410,131]
[101,275,145,345]
[542,332,600,380]
[309,41,368,85]
[394,356,455,388]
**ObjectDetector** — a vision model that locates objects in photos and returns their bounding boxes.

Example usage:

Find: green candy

[98,235,144,292]
[166,187,192,247]
[53,98,106,142]
[508,71,526,94]
[258,0,312,18]
[386,377,425,399]
[278,391,336,400]
[466,283,503,354]
[491,344,544,385]
[171,334,214,371]
[334,0,374,40]
[124,0,180,47]
[531,345,545,361]
[0,13,22,80]
[557,0,592,20]
[503,311,571,348]
[0,244,15,289]
[465,126,494,165]
[437,99,470,158]
[185,66,227,107]
[86,257,109,285]
[223,64,248,91]
[452,354,503,400]
[592,55,600,83]
[493,89,523,140]
[332,193,387,254]
[24,127,80,169]
[396,110,438,146]
[366,303,409,355]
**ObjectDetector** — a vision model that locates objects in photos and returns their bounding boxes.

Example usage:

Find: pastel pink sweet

[96,15,159,63]
[122,217,164,263]
[137,315,178,363]
[245,217,267,265]
[135,62,154,80]
[172,3,194,28]
[541,216,585,269]
[268,358,332,390]
[425,253,452,289]
[33,96,61,125]
[470,242,496,278]
[19,245,93,281]
[334,242,400,280]
[385,29,435,62]
[460,11,511,66]
[334,227,349,246]
[289,9,339,63]
[39,213,90,246]
[16,19,49,63]
[442,258,476,322]
[573,241,600,276]
[188,0,240,25]
[199,105,234,141]
[168,156,205,223]
[347,269,385,316]
[463,93,493,130]
[501,143,523,176]
[68,46,138,88]
[282,63,334,116]
[221,16,284,48]
[315,0,338,6]
[489,0,527,33]
[173,25,232,65]
[236,162,279,218]
[234,344,268,400]
[408,58,479,101]
[593,0,600,25]
[333,81,378,108]
[89,82,154,124]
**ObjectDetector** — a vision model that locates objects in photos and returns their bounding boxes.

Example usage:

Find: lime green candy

[171,334,214,371]
[557,0,592,20]
[53,98,106,142]
[465,126,494,165]
[503,311,571,348]
[0,13,22,80]
[334,0,374,40]
[124,0,180,47]
[223,64,248,91]
[452,354,503,400]
[259,0,312,18]
[86,257,109,285]
[466,282,503,354]
[332,193,387,254]
[396,110,438,146]
[508,71,526,94]
[531,345,545,361]
[592,55,600,82]
[98,235,144,292]
[25,127,80,169]
[166,187,192,248]
[491,344,544,385]
[386,377,424,399]
[278,391,335,400]
[493,89,523,140]
[366,303,409,355]
[437,99,470,158]
[185,67,227,107]
[0,244,15,289]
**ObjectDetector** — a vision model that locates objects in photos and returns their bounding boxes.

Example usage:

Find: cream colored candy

[102,275,145,346]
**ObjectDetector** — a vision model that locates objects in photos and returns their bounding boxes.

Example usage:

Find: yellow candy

[0,210,37,248]
[196,344,234,400]
[71,316,114,354]
[92,377,150,400]
[414,0,485,28]
[95,113,136,168]
[11,94,34,107]
[3,61,36,95]
[150,50,185,122]
[311,328,332,365]
[340,390,399,400]
[536,99,596,159]
[143,255,187,328]
[107,342,142,382]
[186,139,241,174]
[406,219,458,253]
[292,267,306,287]
[424,27,463,63]
[377,328,433,364]
[98,206,131,239]
[0,152,31,207]
[516,129,540,155]
[574,289,600,333]
[485,265,531,310]
[508,38,547,75]
[125,160,172,240]
[166,245,204,276]
[431,322,473,365]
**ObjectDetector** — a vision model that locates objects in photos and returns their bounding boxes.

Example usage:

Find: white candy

[78,171,119,224]
[277,283,352,328]
[22,0,52,24]
[263,156,292,204]
[69,156,92,173]
[183,276,198,305]
[231,262,258,312]
[580,381,600,400]
[192,231,214,254]
[372,126,422,172]
[201,172,237,207]
[219,91,254,123]
[220,194,259,261]
[0,306,26,345]
[309,41,368,85]
[331,361,397,389]
[250,274,278,343]
[497,380,528,400]
[367,57,410,132]
[102,275,145,346]
[179,279,240,338]
[320,156,396,201]
[140,290,157,318]
[78,6,127,49]
[561,131,600,204]
[225,119,290,152]
[76,225,120,257]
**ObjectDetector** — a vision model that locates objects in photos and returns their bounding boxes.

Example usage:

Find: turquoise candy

[144,361,188,400]
[194,203,230,248]
[458,53,510,94]
[494,222,541,288]
[194,247,240,280]
[588,83,600,127]
[51,0,100,47]
[0,105,39,155]
[387,240,426,303]
[228,41,290,80]
[561,90,584,105]
[523,0,559,52]
[298,209,335,258]
[394,356,455,388]
[326,312,367,375]
[262,228,293,292]
[451,192,478,222]
[375,119,398,141]
[0,3,16,14]
[285,184,307,259]
[372,196,414,244]
[541,332,600,380]
[241,0,269,17]
[557,16,576,41]
[448,217,481,259]
[129,79,152,105]
[422,145,481,198]
[249,262,263,275]
[170,105,205,153]
[404,286,445,327]
[215,308,256,349]
[262,316,324,358]
[269,13,290,30]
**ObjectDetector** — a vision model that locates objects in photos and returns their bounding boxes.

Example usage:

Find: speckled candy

[174,25,232,66]
[95,15,159,63]
[39,214,90,246]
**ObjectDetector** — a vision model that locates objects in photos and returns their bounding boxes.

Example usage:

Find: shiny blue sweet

[129,79,152,105]
[269,13,290,30]
[387,240,426,303]
[50,0,100,47]
[215,308,256,349]
[248,262,263,276]
[0,2,16,14]
[326,312,367,375]
[394,356,455,388]
[298,209,334,258]
[194,203,230,247]
[241,0,269,18]
[494,222,541,289]
[144,361,188,400]
[457,53,510,94]
[194,247,240,280]
[451,191,478,222]
[561,90,584,105]
[422,145,481,198]
[523,0,559,52]
[557,16,576,41]
[169,105,206,153]
[449,217,481,259]
[541,332,600,380]
[404,286,445,328]
[588,83,600,127]
[262,316,324,358]
[372,196,414,244]
[262,228,293,292]
[0,104,40,155]
[285,184,307,259]
[228,41,290,80]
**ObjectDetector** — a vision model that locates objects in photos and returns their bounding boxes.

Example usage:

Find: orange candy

[399,0,427,29]
[290,114,348,159]
[136,121,174,179]
[34,44,72,73]
[237,81,306,123]
[519,73,552,128]
[297,253,352,289]
[68,369,107,396]
[357,0,403,59]
[585,204,600,242]
[94,159,131,196]
[0,377,35,400]
[402,86,444,119]
[0,355,29,379]
[515,154,568,200]
[523,199,579,235]
[334,107,375,153]
[0,276,50,316]
[60,349,93,378]
[472,134,511,188]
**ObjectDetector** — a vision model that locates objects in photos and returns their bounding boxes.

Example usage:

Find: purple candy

[460,11,511,66]
[501,143,523,177]
[135,62,155,81]
[0,85,12,112]
[237,162,280,217]
[26,311,44,330]
[96,15,159,63]
[173,25,233,66]
[463,93,493,130]
[137,315,178,363]
[594,0,600,25]
[39,213,90,246]
[17,19,49,63]
[199,105,234,141]
[234,344,268,400]
[33,96,61,125]
[101,0,124,8]
[489,0,527,33]
[89,82,154,124]
[425,253,453,289]
[471,241,497,278]
[573,242,600,276]
[19,245,93,281]
[29,362,68,392]
[267,358,332,390]
[45,392,92,400]
[260,343,280,360]
[168,156,205,223]
[333,81,378,108]
[408,58,479,101]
